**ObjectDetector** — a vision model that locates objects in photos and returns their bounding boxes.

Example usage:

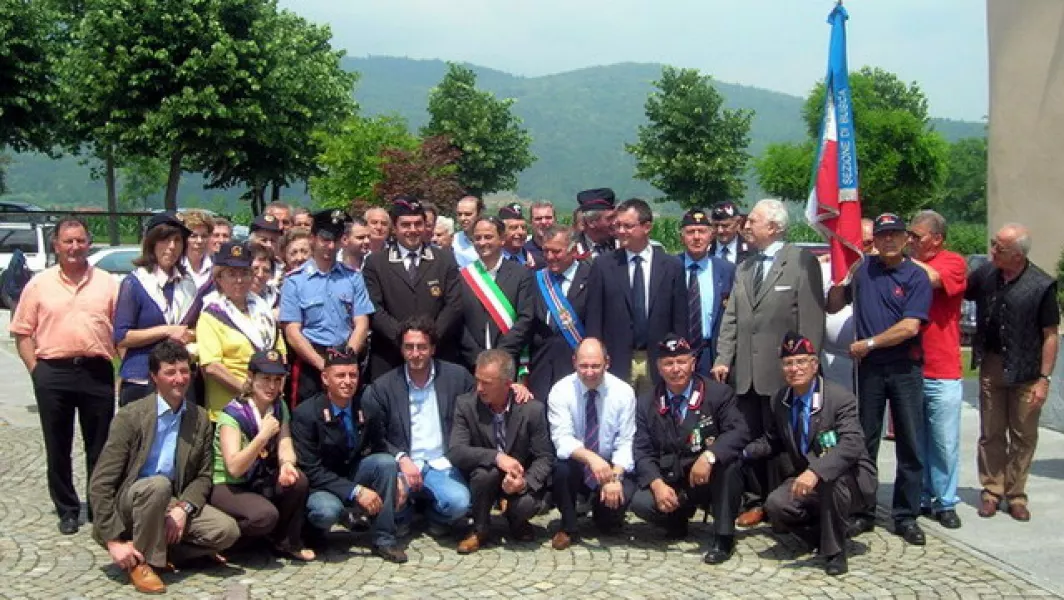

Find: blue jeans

[857,360,925,524]
[921,378,963,512]
[397,465,471,526]
[305,453,398,546]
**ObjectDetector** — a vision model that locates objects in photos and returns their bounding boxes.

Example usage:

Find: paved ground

[0,311,1061,598]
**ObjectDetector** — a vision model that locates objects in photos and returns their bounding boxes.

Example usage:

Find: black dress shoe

[665,520,689,540]
[846,516,875,538]
[703,535,735,565]
[936,509,962,530]
[824,551,848,576]
[896,521,926,546]
[58,516,79,535]
[373,544,409,564]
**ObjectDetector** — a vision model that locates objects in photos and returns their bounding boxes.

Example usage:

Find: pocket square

[774,285,792,291]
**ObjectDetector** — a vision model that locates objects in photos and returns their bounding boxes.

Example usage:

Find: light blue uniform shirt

[279,259,375,347]
[682,253,717,340]
[138,395,186,481]
[406,364,450,470]
[452,231,479,268]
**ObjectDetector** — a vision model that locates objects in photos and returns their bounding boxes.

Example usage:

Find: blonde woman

[210,350,314,561]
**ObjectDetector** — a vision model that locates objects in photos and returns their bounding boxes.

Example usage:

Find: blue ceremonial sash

[535,270,584,350]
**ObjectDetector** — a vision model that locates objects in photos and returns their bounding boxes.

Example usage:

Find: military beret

[389,195,424,220]
[710,201,742,222]
[250,213,283,234]
[681,208,711,228]
[323,345,359,368]
[658,333,695,358]
[497,202,524,221]
[576,188,616,210]
[780,331,817,357]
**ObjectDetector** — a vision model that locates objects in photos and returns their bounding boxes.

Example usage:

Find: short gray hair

[435,216,455,235]
[541,225,579,251]
[1002,222,1032,256]
[476,349,515,382]
[911,209,947,238]
[753,198,789,231]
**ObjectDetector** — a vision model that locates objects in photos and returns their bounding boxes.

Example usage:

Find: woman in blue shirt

[114,212,202,406]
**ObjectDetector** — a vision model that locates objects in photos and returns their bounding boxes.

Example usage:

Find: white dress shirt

[716,238,739,264]
[547,372,637,472]
[625,245,654,315]
[405,363,450,470]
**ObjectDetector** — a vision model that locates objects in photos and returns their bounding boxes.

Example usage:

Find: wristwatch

[178,501,196,517]
[1039,374,1053,383]
[866,338,876,350]
[703,451,717,465]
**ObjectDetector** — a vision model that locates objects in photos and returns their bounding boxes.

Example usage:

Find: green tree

[0,0,60,154]
[422,63,534,197]
[117,156,168,210]
[310,114,417,210]
[755,67,948,218]
[626,66,753,210]
[939,136,987,223]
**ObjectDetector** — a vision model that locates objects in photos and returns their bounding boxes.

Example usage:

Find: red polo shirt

[921,249,967,379]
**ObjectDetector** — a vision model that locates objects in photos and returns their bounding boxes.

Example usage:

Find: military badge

[430,285,442,297]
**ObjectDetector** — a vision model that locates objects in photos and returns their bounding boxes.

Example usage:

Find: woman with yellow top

[197,242,285,419]
[209,349,314,561]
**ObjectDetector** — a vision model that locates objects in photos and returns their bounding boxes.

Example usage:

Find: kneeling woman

[210,350,315,561]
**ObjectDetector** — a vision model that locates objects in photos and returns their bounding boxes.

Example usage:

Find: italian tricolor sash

[461,261,516,333]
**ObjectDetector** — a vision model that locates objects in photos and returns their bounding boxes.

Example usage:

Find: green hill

[2,56,985,213]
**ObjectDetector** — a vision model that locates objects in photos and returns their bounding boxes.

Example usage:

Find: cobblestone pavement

[0,424,1055,600]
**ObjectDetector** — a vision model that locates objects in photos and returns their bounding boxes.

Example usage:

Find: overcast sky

[277,0,988,121]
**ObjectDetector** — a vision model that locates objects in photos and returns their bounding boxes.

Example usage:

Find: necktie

[549,272,566,331]
[721,245,730,261]
[583,389,600,489]
[631,255,648,349]
[339,410,355,448]
[508,253,522,264]
[793,396,810,454]
[406,251,419,283]
[671,394,686,424]
[552,272,565,285]
[493,413,506,452]
[687,263,703,349]
[752,253,766,297]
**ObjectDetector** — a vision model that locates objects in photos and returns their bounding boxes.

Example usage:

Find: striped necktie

[583,389,600,489]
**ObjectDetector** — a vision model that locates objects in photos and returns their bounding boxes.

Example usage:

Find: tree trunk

[163,151,182,211]
[105,147,119,246]
[271,182,281,202]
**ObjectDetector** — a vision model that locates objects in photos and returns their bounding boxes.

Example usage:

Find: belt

[40,356,109,367]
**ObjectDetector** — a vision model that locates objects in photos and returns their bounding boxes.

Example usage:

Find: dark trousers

[32,357,115,518]
[289,351,323,409]
[118,381,154,407]
[467,466,547,534]
[737,391,774,510]
[552,459,635,533]
[695,342,715,377]
[857,360,925,524]
[210,472,310,551]
[630,460,743,537]
[765,472,863,557]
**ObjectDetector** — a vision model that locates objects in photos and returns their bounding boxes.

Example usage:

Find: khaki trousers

[118,475,240,568]
[631,351,652,399]
[977,353,1042,506]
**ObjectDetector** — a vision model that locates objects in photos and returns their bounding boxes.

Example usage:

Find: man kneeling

[90,341,240,594]
[631,334,748,565]
[290,347,407,563]
[744,332,877,576]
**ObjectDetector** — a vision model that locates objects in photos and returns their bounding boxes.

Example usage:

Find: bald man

[546,338,637,550]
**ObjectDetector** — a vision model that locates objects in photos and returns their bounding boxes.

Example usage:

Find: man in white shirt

[451,196,483,268]
[547,338,637,550]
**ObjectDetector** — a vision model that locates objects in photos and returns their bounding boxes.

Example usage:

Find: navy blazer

[291,391,376,502]
[676,252,736,343]
[586,246,687,383]
[527,262,592,402]
[362,360,475,458]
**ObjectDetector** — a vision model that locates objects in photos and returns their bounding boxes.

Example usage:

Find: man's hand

[1030,378,1050,408]
[107,540,144,571]
[790,469,820,498]
[164,506,188,545]
[395,476,409,510]
[356,487,383,516]
[278,462,299,487]
[586,455,614,486]
[600,480,625,510]
[511,383,533,404]
[688,454,713,488]
[168,325,194,344]
[501,472,527,495]
[711,365,730,383]
[495,453,524,478]
[849,339,873,361]
[398,457,423,492]
[650,480,680,514]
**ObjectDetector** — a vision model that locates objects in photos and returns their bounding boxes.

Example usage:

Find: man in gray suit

[712,198,826,527]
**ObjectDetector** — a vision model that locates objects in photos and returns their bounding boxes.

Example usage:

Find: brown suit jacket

[90,393,214,546]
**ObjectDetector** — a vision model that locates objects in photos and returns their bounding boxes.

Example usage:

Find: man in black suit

[457,216,535,371]
[573,188,619,261]
[498,203,539,268]
[363,316,475,537]
[528,225,592,401]
[631,334,748,564]
[744,332,878,576]
[448,350,554,554]
[587,198,686,397]
[677,208,736,375]
[363,196,463,380]
[290,347,407,563]
[708,201,753,266]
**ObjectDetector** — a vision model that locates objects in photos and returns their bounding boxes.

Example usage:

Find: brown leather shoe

[457,531,488,554]
[1008,503,1031,522]
[551,530,573,550]
[736,507,765,528]
[978,497,999,518]
[129,564,166,594]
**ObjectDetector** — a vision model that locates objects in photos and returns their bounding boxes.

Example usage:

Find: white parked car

[0,221,56,274]
[88,245,140,284]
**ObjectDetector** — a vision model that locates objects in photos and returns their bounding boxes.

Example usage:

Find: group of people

[8,189,1058,593]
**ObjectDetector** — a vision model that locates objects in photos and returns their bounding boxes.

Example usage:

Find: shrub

[946,222,987,257]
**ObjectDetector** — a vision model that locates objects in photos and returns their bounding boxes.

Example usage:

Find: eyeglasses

[781,357,817,369]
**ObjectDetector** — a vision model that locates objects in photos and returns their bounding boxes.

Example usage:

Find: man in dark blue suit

[587,198,686,398]
[677,208,736,375]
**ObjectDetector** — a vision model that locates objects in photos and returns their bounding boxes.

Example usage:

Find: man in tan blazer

[90,341,239,594]
[713,199,826,527]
